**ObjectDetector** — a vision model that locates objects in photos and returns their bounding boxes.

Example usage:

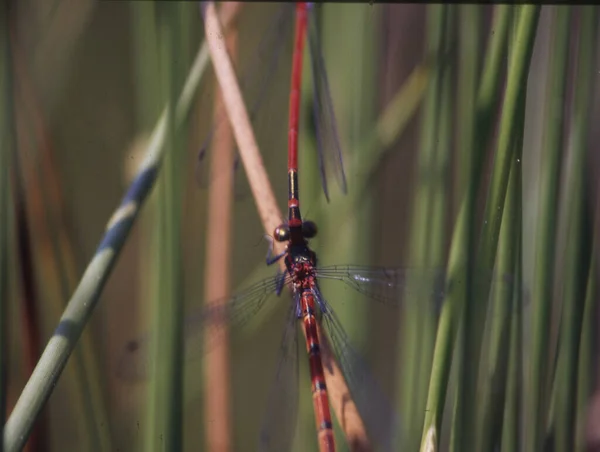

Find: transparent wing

[258,299,300,452]
[315,265,447,309]
[307,4,347,202]
[313,285,401,452]
[116,272,288,382]
[315,264,521,312]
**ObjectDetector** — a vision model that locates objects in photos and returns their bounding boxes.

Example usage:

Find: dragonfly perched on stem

[118,2,522,451]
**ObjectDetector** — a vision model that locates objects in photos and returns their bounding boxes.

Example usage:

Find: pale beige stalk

[203,3,239,451]
[203,2,370,447]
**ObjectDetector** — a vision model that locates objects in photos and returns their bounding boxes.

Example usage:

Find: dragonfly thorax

[288,260,316,289]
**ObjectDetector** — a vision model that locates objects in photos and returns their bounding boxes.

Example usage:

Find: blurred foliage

[1,3,599,452]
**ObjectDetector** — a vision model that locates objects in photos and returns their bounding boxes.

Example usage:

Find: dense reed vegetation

[0,3,598,452]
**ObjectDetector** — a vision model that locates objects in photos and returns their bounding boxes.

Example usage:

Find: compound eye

[302,220,318,239]
[274,225,290,242]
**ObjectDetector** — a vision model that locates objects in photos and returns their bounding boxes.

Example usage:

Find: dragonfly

[195,2,347,203]
[118,3,520,451]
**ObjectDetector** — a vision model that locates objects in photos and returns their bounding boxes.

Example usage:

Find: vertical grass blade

[500,230,523,452]
[461,8,539,451]
[420,6,518,451]
[527,8,571,451]
[575,236,597,452]
[457,8,539,452]
[478,86,525,452]
[416,5,454,444]
[147,4,186,451]
[129,5,161,449]
[476,4,540,282]
[553,8,597,450]
[0,1,14,447]
[450,6,480,452]
[401,6,448,449]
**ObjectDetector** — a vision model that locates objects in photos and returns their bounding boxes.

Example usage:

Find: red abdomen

[301,289,336,452]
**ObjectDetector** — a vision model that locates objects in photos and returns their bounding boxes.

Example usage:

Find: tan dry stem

[202,3,239,451]
[203,2,370,449]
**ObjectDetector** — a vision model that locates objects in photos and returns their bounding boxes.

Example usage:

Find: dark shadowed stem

[527,8,571,451]
[450,5,480,452]
[575,225,597,452]
[0,0,14,449]
[554,8,597,450]
[500,222,523,452]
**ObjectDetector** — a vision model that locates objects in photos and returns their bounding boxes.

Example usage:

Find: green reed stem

[476,4,539,286]
[449,6,480,452]
[402,5,447,450]
[575,242,597,452]
[458,8,538,452]
[478,80,525,451]
[147,4,186,451]
[554,9,596,451]
[500,228,523,452]
[420,6,518,450]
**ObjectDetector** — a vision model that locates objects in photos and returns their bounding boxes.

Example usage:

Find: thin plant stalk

[458,8,539,452]
[202,4,238,450]
[201,2,371,447]
[478,87,526,452]
[401,6,447,449]
[2,6,241,450]
[147,4,186,451]
[500,228,523,452]
[554,8,597,450]
[475,4,540,311]
[575,235,597,452]
[449,5,480,452]
[416,7,454,448]
[527,8,571,451]
[130,6,161,450]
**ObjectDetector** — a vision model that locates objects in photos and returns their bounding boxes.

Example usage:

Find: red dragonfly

[195,2,347,203]
[119,3,518,451]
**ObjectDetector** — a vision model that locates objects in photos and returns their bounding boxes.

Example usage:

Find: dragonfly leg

[275,270,287,296]
[265,234,286,266]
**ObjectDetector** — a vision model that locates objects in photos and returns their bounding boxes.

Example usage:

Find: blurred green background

[2,2,599,452]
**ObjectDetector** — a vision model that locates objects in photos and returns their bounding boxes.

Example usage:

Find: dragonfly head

[273,220,318,243]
